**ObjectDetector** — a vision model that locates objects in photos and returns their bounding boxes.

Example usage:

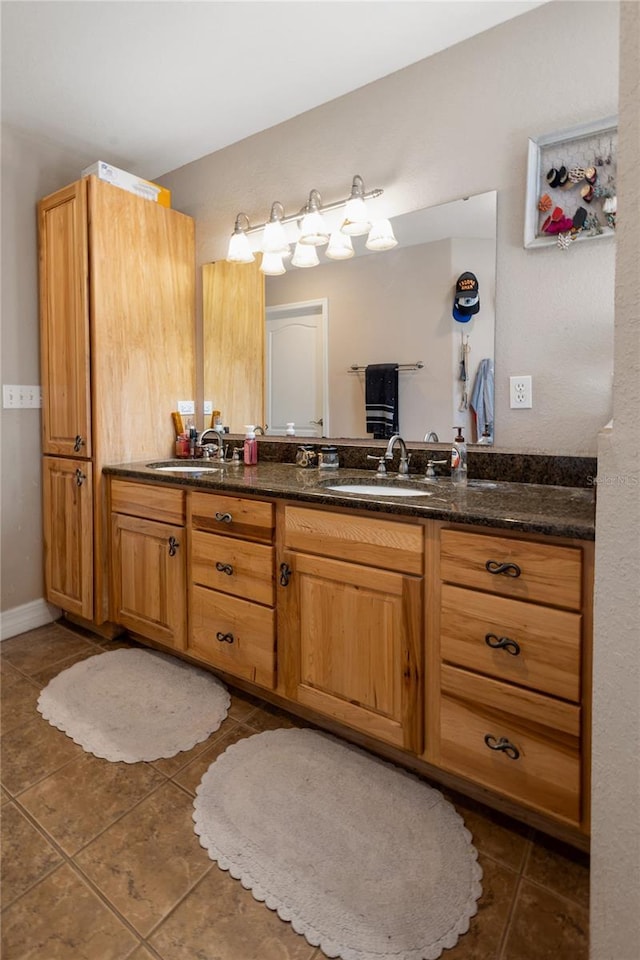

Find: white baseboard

[0,598,61,641]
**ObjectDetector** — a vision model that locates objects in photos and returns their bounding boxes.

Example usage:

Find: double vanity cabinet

[106,467,594,846]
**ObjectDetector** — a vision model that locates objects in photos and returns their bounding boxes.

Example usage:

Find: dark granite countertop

[104,460,595,540]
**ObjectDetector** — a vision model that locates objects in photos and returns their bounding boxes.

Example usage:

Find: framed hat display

[524,116,617,249]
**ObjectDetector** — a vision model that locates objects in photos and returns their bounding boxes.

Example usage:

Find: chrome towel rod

[349,361,424,373]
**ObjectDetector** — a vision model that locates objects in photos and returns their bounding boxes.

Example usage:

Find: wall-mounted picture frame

[524,116,617,249]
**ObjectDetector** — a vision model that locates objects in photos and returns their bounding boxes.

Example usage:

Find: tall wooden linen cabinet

[38,176,195,627]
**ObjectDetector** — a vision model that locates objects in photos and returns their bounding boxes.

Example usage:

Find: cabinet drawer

[189,585,275,689]
[190,492,273,542]
[111,479,185,525]
[439,664,581,823]
[440,584,582,702]
[284,505,423,575]
[440,528,582,610]
[191,531,274,605]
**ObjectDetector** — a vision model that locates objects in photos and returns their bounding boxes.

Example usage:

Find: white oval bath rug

[193,728,482,960]
[38,648,230,763]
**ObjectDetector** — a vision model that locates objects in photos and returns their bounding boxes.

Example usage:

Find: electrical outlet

[3,384,42,408]
[177,400,195,416]
[203,400,213,416]
[510,376,532,409]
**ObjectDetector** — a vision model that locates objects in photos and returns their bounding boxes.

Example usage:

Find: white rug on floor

[193,728,482,960]
[37,648,230,763]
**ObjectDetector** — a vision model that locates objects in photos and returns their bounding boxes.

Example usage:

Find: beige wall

[591,2,640,955]
[161,0,618,457]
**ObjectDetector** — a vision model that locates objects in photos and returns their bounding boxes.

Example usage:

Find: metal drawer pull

[215,562,234,576]
[168,536,179,556]
[73,435,85,452]
[485,633,521,656]
[215,512,233,523]
[75,468,86,487]
[485,560,521,578]
[484,734,520,760]
[279,562,292,587]
[216,631,234,644]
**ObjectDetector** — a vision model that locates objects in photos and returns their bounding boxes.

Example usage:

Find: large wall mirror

[203,190,496,444]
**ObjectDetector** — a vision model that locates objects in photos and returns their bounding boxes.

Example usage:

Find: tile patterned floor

[1,622,590,959]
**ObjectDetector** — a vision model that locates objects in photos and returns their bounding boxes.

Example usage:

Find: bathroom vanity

[104,460,594,847]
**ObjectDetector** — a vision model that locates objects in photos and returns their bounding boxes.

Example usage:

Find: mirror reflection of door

[265,299,329,437]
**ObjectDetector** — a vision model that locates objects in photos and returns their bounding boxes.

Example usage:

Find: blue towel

[470,358,494,440]
[365,364,399,439]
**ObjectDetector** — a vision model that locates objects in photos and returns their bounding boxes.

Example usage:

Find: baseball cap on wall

[453,271,480,323]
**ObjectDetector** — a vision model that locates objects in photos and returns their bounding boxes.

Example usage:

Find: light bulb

[365,219,398,251]
[325,231,355,260]
[291,242,320,268]
[260,251,286,276]
[226,229,255,263]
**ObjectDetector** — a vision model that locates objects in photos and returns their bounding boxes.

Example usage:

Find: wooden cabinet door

[42,456,93,618]
[111,513,186,650]
[281,551,422,751]
[202,260,264,434]
[38,181,91,457]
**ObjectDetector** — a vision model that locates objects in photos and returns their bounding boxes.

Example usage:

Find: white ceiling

[1,1,547,179]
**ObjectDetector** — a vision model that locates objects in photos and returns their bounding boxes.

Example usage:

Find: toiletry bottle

[477,423,492,445]
[286,422,296,436]
[244,426,258,465]
[451,427,467,486]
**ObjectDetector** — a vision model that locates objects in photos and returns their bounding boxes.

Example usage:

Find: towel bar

[349,361,424,373]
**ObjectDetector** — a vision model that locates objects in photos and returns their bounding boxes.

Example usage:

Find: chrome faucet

[384,434,410,475]
[199,428,226,461]
[424,431,439,443]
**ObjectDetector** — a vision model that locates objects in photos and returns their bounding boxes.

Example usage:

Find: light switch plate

[3,384,42,408]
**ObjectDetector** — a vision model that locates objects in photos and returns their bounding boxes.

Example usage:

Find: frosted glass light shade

[227,230,255,263]
[325,231,355,260]
[262,219,290,256]
[365,219,398,251]
[341,195,371,236]
[291,241,320,268]
[260,252,286,276]
[298,210,329,246]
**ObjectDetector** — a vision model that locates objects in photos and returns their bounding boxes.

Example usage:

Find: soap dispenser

[243,426,258,465]
[451,427,468,486]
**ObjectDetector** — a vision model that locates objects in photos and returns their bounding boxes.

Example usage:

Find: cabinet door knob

[215,562,234,576]
[215,512,233,523]
[485,633,521,656]
[168,536,179,557]
[74,468,86,487]
[73,435,85,452]
[279,562,292,587]
[216,631,234,644]
[484,734,520,760]
[485,560,521,578]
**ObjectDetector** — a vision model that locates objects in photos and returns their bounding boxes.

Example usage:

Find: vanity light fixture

[341,174,373,236]
[260,251,286,275]
[226,175,391,268]
[365,218,398,251]
[325,230,355,260]
[298,190,330,246]
[291,241,320,268]
[262,201,291,257]
[226,213,255,263]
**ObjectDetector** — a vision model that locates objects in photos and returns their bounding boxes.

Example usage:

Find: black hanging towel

[365,363,399,439]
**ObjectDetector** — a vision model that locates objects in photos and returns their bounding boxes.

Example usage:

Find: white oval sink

[324,483,432,497]
[148,464,221,474]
